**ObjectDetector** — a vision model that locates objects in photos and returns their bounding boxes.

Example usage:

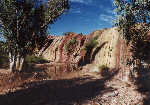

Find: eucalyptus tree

[114,0,150,71]
[0,0,69,72]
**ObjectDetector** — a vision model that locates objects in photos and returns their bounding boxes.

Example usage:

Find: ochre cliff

[38,33,87,63]
[91,27,131,81]
[39,27,131,81]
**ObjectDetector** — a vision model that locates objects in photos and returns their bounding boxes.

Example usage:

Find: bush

[99,65,110,77]
[0,41,9,68]
[0,41,7,55]
[0,55,9,68]
[84,35,99,51]
[65,38,78,53]
[25,55,48,64]
[63,32,75,36]
[99,65,109,70]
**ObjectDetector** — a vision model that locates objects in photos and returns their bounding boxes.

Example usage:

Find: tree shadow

[91,42,108,62]
[78,42,107,66]
[130,65,150,105]
[0,68,119,105]
[23,64,47,73]
[0,55,9,69]
[127,33,150,105]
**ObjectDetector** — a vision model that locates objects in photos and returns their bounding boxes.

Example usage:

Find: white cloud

[106,9,113,14]
[70,0,92,4]
[70,0,84,3]
[70,8,81,14]
[72,10,81,13]
[99,5,114,14]
[99,14,114,24]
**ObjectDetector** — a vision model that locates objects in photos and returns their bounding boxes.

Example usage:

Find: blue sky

[49,0,115,35]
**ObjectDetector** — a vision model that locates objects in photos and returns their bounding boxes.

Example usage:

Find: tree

[114,0,150,71]
[0,41,5,54]
[0,0,69,72]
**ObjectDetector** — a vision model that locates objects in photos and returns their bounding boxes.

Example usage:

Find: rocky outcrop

[39,27,131,81]
[39,33,87,63]
[91,27,131,81]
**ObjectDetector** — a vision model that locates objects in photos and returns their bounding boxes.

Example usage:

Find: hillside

[38,27,130,81]
[0,27,149,105]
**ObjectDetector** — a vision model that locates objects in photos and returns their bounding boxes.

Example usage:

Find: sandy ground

[0,64,148,105]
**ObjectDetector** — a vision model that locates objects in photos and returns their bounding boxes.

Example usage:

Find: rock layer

[39,27,131,81]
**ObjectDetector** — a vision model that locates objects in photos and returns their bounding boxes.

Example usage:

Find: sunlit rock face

[92,27,131,81]
[93,28,128,68]
[39,27,131,81]
[40,33,87,63]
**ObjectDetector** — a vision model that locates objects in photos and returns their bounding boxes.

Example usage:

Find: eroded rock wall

[40,27,131,81]
[92,27,131,81]
[40,34,87,63]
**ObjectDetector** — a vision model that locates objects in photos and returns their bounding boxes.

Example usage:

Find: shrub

[0,55,9,68]
[84,35,99,51]
[65,38,78,53]
[99,65,110,77]
[0,41,7,55]
[99,65,109,70]
[63,32,75,36]
[25,55,48,64]
[0,42,9,68]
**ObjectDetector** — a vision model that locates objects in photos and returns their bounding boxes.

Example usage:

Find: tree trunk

[16,54,20,70]
[16,54,25,71]
[18,56,25,71]
[9,52,15,72]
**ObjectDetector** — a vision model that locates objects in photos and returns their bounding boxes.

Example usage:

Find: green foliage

[0,41,6,54]
[84,35,99,51]
[79,33,83,35]
[0,41,9,68]
[114,0,150,44]
[0,0,69,56]
[114,0,150,72]
[65,38,78,53]
[0,54,9,68]
[63,32,75,35]
[44,0,69,25]
[0,0,69,71]
[25,55,48,64]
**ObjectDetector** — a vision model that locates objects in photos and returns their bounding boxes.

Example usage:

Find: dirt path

[0,64,146,105]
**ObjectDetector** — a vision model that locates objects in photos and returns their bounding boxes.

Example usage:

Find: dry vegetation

[0,63,146,105]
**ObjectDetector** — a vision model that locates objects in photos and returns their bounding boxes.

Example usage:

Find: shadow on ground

[0,69,119,105]
[130,65,150,105]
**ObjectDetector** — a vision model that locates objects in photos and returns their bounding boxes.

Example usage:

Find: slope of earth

[38,33,87,63]
[39,27,131,81]
[0,64,145,105]
[0,27,148,105]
